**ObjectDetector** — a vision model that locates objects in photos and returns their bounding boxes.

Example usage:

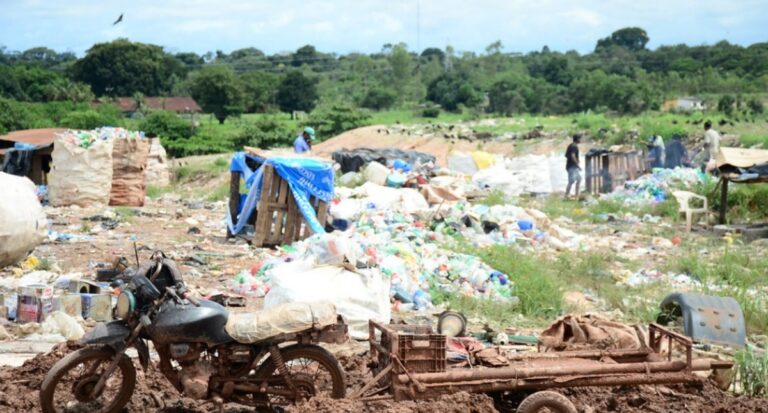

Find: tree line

[1,27,766,130]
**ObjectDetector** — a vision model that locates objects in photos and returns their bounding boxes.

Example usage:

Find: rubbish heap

[54,127,144,148]
[604,168,707,205]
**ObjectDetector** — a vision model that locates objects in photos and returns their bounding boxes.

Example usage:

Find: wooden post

[226,171,240,238]
[585,155,593,194]
[719,178,728,225]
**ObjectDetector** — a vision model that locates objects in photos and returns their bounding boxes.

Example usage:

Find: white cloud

[564,9,603,27]
[0,0,765,55]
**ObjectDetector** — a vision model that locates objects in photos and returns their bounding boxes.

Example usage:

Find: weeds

[79,221,92,233]
[37,257,54,271]
[475,190,508,207]
[734,346,768,397]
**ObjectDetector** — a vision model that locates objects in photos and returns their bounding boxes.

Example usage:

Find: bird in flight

[113,13,124,25]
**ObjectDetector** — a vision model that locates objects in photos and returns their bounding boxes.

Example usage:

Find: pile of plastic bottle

[606,168,707,205]
[238,205,519,310]
[55,127,145,148]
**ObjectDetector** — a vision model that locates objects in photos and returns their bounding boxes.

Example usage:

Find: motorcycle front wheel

[39,347,137,413]
[253,344,346,409]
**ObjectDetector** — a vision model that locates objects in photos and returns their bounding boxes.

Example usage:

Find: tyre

[254,344,346,409]
[517,391,577,413]
[39,347,137,413]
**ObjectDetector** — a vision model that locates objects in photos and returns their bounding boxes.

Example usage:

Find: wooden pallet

[242,164,328,247]
[585,150,645,194]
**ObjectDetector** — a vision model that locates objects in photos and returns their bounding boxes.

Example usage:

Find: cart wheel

[516,391,576,413]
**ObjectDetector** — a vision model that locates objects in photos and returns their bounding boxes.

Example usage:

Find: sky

[0,0,766,56]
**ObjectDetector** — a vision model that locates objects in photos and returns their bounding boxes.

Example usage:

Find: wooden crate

[585,150,645,194]
[228,163,327,247]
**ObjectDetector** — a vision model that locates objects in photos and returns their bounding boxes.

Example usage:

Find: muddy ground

[3,346,764,413]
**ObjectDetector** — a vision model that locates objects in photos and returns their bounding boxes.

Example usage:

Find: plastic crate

[380,324,446,374]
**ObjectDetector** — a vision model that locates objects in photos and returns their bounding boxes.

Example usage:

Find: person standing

[665,134,690,169]
[293,127,316,153]
[702,121,721,172]
[565,134,582,199]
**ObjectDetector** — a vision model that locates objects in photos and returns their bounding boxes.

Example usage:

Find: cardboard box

[81,294,112,321]
[53,294,83,319]
[4,293,17,320]
[17,295,53,324]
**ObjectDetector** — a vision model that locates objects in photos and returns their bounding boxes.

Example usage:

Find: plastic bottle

[412,289,431,310]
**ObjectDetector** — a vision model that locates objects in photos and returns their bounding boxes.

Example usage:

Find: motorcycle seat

[224,301,337,343]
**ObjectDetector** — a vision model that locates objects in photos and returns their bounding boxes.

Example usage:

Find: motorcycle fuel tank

[148,299,232,345]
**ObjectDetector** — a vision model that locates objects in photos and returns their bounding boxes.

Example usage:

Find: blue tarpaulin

[227,152,334,236]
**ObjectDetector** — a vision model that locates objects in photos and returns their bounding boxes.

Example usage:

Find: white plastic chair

[672,190,708,232]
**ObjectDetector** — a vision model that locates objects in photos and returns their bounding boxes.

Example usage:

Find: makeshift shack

[584,148,646,194]
[716,147,768,227]
[227,149,334,247]
[0,128,65,185]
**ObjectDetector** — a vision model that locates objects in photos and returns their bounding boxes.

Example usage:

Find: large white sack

[264,262,390,339]
[145,138,171,187]
[49,138,113,207]
[0,173,47,268]
[225,301,337,343]
[447,152,478,175]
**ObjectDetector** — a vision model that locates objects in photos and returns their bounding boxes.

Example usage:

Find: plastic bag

[264,264,390,339]
[363,162,389,186]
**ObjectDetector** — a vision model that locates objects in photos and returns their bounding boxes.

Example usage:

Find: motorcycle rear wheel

[253,344,345,409]
[39,347,136,413]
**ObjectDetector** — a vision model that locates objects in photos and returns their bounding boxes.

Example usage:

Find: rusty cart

[352,321,733,412]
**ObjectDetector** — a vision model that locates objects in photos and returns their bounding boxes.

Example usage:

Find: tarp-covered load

[0,172,47,267]
[227,152,334,236]
[225,301,337,343]
[332,147,436,173]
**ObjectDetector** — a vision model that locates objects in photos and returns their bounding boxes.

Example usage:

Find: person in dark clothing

[565,134,582,199]
[665,134,690,169]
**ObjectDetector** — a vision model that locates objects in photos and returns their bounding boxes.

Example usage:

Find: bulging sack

[110,138,149,206]
[49,138,113,207]
[0,173,46,267]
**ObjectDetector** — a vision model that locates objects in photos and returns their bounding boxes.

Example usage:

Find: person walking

[564,134,582,199]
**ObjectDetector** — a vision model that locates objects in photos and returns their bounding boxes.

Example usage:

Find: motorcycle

[40,252,348,413]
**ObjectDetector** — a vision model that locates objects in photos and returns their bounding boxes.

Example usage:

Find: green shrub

[162,130,232,158]
[305,104,370,139]
[60,110,119,129]
[0,97,51,134]
[139,111,194,141]
[360,87,397,110]
[422,107,440,118]
[233,117,292,149]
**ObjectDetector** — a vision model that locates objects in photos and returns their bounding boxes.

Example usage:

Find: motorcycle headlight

[116,290,136,320]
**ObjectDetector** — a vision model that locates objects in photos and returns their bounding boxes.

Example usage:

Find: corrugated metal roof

[0,128,66,147]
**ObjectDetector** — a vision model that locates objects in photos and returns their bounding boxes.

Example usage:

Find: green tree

[240,71,281,112]
[292,45,318,67]
[233,117,292,149]
[426,72,482,111]
[0,98,50,134]
[388,43,412,100]
[360,87,397,110]
[747,98,764,114]
[595,27,650,52]
[420,47,445,65]
[72,39,185,96]
[276,71,318,113]
[488,77,528,115]
[189,66,244,124]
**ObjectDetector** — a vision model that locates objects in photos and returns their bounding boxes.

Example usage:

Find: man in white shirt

[702,121,721,172]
